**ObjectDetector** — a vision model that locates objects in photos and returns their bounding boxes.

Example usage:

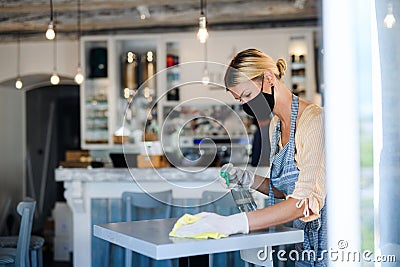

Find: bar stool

[122,190,173,267]
[0,236,44,267]
[0,198,36,267]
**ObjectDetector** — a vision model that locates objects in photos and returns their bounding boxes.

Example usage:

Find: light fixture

[74,0,84,85]
[201,42,209,86]
[201,69,209,86]
[50,37,60,85]
[137,5,150,20]
[294,0,306,9]
[384,3,396,29]
[45,0,56,40]
[15,78,23,90]
[197,0,209,44]
[147,51,153,62]
[50,72,60,85]
[15,33,23,90]
[75,67,84,85]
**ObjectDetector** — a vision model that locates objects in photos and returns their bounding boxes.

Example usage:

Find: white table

[94,218,303,266]
[56,167,269,267]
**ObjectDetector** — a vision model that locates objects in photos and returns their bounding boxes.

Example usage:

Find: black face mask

[242,86,275,121]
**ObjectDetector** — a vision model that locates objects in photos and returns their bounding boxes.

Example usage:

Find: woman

[174,48,327,266]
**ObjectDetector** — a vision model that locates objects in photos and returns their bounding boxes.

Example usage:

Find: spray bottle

[220,163,257,212]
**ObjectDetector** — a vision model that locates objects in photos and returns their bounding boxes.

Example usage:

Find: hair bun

[276,58,287,78]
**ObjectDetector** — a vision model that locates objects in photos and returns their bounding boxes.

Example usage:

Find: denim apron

[268,94,327,267]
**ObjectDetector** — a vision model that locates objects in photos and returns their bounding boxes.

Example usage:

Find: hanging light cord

[200,0,204,16]
[50,0,54,22]
[77,0,81,66]
[53,37,57,72]
[52,5,57,73]
[17,32,21,77]
[201,0,208,66]
[204,41,208,71]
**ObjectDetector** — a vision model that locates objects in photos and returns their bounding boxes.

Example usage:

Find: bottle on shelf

[166,44,180,101]
[89,47,108,78]
[166,66,180,101]
[290,53,306,97]
[220,163,257,212]
[122,51,138,97]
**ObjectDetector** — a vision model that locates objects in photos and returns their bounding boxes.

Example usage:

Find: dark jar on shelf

[89,47,108,78]
[167,87,180,101]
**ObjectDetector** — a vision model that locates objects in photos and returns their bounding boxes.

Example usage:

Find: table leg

[178,257,188,266]
[240,247,274,267]
[178,254,209,267]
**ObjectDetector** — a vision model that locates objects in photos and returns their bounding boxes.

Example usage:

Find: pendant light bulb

[46,22,56,40]
[201,69,209,86]
[74,67,84,85]
[197,16,208,44]
[15,78,23,90]
[50,72,60,85]
[384,3,396,29]
[137,5,150,20]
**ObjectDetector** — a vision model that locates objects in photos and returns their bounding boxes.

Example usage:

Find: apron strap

[268,94,299,206]
[289,94,299,141]
[269,94,299,163]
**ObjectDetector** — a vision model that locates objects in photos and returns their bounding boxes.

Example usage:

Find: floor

[43,250,72,267]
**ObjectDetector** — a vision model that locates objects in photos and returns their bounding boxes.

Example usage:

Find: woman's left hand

[173,212,249,237]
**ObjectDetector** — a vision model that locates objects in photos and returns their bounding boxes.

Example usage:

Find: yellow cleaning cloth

[169,214,229,239]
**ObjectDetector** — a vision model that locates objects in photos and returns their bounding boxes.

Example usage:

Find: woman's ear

[263,69,276,87]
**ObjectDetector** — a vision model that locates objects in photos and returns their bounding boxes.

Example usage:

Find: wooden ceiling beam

[2,0,291,13]
[0,1,315,30]
[0,0,319,42]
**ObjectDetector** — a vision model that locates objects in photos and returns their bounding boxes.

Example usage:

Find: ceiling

[1,0,321,42]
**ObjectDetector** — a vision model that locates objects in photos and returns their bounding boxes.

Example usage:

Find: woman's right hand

[218,163,254,189]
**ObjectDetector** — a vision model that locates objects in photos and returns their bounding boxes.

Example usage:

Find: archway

[0,74,80,236]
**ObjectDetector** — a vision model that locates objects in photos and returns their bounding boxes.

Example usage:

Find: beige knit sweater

[269,104,326,222]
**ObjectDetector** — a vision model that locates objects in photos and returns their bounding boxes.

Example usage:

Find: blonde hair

[224,48,287,88]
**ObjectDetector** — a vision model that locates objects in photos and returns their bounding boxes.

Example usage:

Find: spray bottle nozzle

[220,171,230,186]
[220,163,233,186]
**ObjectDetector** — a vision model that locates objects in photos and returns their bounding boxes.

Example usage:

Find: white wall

[0,40,78,84]
[0,88,25,232]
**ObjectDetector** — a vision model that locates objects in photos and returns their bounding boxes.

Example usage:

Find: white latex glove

[218,163,254,189]
[173,212,249,237]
